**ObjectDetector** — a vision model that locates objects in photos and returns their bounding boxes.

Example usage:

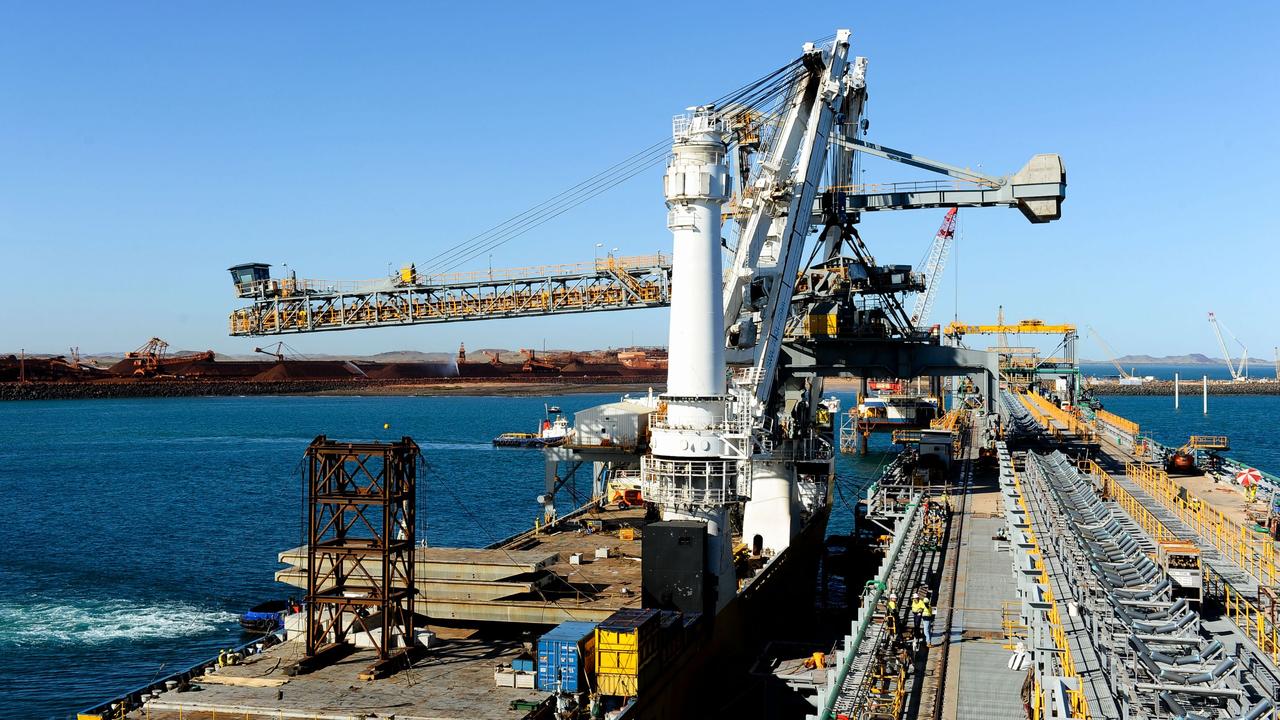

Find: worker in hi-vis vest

[911,589,934,645]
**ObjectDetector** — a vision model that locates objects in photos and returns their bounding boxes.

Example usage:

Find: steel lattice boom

[228,254,672,336]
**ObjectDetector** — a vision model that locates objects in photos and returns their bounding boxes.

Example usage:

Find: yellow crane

[944,318,1076,338]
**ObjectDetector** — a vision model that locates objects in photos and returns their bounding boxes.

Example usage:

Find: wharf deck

[1111,470,1260,597]
[123,505,657,720]
[1101,435,1263,537]
[1095,436,1273,597]
[137,636,540,720]
[936,461,1026,720]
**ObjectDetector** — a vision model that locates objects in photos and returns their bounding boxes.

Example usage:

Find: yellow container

[594,608,658,696]
[597,672,640,697]
[596,628,640,674]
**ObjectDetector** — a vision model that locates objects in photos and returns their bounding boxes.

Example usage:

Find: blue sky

[2,2,1277,359]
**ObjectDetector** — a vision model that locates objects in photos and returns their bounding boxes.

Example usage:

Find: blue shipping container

[536,620,598,692]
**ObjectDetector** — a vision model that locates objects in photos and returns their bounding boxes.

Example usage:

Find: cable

[418,139,672,273]
[433,146,673,274]
[434,67,808,275]
[422,455,603,621]
[414,57,809,275]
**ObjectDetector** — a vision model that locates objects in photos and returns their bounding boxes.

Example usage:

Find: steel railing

[1013,465,1093,719]
[1125,462,1277,590]
[1085,461,1280,665]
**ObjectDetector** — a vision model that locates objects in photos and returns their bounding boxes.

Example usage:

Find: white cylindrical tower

[659,108,729,437]
[642,108,739,612]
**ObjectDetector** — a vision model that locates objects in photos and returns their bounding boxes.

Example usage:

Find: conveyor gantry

[227,254,671,336]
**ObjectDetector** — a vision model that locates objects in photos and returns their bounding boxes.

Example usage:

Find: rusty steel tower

[302,436,420,678]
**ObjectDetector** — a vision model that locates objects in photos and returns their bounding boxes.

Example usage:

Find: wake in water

[0,598,236,647]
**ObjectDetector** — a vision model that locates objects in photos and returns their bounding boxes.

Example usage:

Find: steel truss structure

[303,436,420,675]
[229,255,671,336]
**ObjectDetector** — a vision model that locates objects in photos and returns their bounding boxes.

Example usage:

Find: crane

[1087,325,1134,380]
[1207,312,1248,380]
[212,32,1065,718]
[124,337,215,377]
[908,208,957,329]
[253,341,306,363]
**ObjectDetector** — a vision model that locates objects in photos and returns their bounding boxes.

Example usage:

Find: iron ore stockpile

[68,25,1280,720]
[0,346,669,401]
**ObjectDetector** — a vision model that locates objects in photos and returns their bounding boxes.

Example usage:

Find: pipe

[818,496,923,720]
[1239,698,1275,720]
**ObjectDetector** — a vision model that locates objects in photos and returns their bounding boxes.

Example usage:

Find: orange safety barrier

[1094,409,1139,437]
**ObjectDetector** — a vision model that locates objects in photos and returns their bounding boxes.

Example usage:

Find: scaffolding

[302,436,421,679]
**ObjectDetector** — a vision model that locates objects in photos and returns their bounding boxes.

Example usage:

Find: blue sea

[6,392,1269,718]
[1080,362,1275,381]
[0,393,891,719]
[1097,395,1280,474]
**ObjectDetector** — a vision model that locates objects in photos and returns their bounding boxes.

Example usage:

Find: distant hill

[1079,353,1275,366]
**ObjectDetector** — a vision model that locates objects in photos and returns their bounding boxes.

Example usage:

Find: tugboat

[492,405,573,448]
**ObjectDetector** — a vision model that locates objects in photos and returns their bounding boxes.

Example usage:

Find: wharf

[137,636,538,720]
[1098,434,1263,538]
[1093,434,1276,597]
[121,505,653,720]
[935,467,1027,720]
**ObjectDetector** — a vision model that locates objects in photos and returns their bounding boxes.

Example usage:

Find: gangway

[227,254,671,336]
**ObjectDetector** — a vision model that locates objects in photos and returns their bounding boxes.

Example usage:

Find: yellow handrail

[1124,463,1276,590]
[1187,435,1229,450]
[1084,461,1280,663]
[1216,572,1280,658]
[1083,462,1175,544]
[1094,409,1139,437]
[1022,392,1095,442]
[1012,467,1093,719]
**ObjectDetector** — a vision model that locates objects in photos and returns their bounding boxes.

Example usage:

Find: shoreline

[0,378,664,402]
[1088,380,1280,396]
[7,376,1278,402]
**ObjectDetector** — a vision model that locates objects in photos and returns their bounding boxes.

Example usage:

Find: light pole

[594,242,604,265]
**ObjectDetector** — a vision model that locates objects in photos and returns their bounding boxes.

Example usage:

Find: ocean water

[1097,394,1280,472]
[0,393,891,719]
[1081,363,1276,381]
